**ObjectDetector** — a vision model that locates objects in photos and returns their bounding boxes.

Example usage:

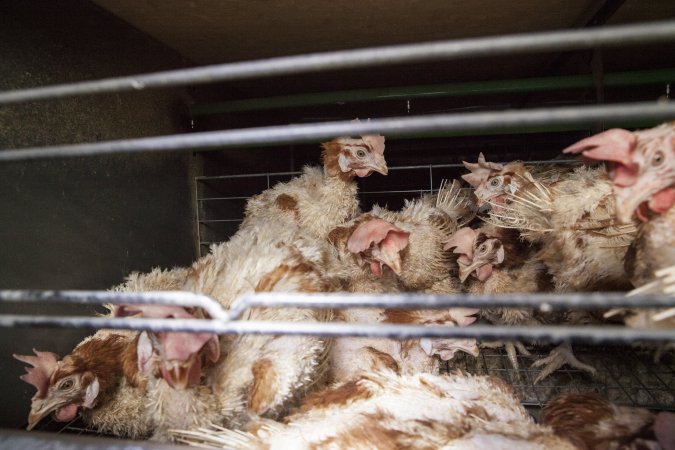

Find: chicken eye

[478,244,487,253]
[490,178,500,187]
[652,150,664,166]
[356,149,367,158]
[59,379,74,390]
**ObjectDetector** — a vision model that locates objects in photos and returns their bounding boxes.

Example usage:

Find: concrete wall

[0,0,197,429]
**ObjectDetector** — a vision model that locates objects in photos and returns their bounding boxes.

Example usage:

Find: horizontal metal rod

[0,290,229,322]
[191,67,675,116]
[2,102,675,162]
[3,290,674,318]
[194,160,582,182]
[226,292,675,320]
[0,315,672,343]
[1,20,674,105]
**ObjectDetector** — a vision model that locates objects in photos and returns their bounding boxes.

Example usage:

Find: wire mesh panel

[195,159,584,254]
[448,345,675,411]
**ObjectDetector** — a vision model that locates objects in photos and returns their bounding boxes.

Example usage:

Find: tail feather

[436,179,476,227]
[170,424,266,450]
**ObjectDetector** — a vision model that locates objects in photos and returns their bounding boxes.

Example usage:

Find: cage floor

[32,416,114,438]
[447,344,675,412]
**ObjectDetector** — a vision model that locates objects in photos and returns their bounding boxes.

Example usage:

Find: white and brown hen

[242,130,387,240]
[171,370,575,450]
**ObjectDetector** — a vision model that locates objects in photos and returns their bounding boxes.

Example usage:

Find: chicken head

[563,122,675,223]
[462,152,525,208]
[445,227,504,282]
[322,121,387,178]
[333,134,387,177]
[14,349,97,430]
[116,304,220,389]
[347,218,410,276]
[14,334,132,430]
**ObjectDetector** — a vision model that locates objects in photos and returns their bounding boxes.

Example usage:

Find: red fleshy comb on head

[444,227,477,256]
[461,153,503,188]
[362,134,385,155]
[562,129,639,187]
[351,118,385,156]
[347,218,409,254]
[13,349,60,398]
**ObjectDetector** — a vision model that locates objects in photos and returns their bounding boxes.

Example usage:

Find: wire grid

[31,416,116,438]
[446,345,675,411]
[195,159,583,254]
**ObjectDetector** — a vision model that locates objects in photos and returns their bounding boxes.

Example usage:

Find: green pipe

[391,118,665,140]
[191,68,674,117]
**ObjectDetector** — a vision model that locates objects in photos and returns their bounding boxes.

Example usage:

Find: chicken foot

[480,340,532,370]
[531,342,596,384]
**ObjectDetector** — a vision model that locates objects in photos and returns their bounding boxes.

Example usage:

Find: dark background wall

[0,0,197,428]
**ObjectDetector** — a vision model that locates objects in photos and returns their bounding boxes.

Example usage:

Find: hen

[112,303,223,442]
[366,179,475,293]
[14,333,150,438]
[325,187,478,382]
[446,225,550,372]
[541,392,670,449]
[181,216,340,428]
[171,370,575,450]
[562,122,675,288]
[241,130,387,240]
[464,153,636,292]
[446,224,600,382]
[563,123,675,354]
[13,267,191,438]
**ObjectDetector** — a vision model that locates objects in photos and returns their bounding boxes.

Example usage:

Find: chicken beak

[161,361,191,390]
[27,410,49,431]
[458,260,485,283]
[373,248,402,275]
[26,398,66,431]
[369,162,388,176]
[364,152,388,176]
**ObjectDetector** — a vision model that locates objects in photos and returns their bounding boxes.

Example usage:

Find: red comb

[347,218,409,254]
[13,349,60,398]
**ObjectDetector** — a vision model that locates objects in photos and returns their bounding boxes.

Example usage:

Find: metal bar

[190,67,675,116]
[224,291,675,320]
[0,290,230,322]
[0,429,186,450]
[1,21,674,105]
[196,170,302,181]
[197,196,252,201]
[0,315,672,343]
[194,160,582,182]
[3,290,674,321]
[2,101,675,162]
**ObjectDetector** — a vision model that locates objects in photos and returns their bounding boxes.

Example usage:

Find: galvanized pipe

[0,290,230,322]
[2,101,675,162]
[0,315,672,344]
[0,21,674,105]
[225,291,675,320]
[2,290,674,315]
